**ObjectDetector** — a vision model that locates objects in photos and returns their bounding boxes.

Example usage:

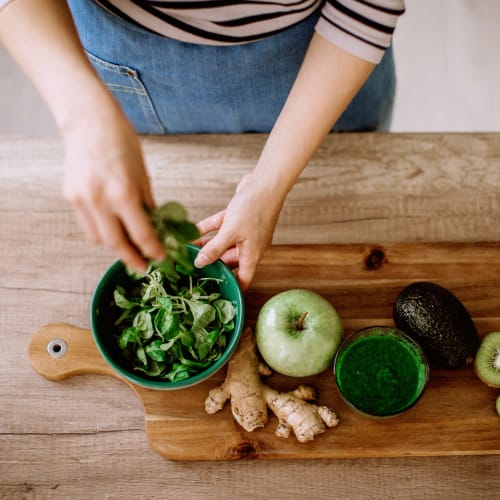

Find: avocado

[393,281,479,368]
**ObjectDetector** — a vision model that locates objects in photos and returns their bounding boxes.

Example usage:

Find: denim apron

[68,0,395,134]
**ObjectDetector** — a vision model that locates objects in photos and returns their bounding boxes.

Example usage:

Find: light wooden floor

[0,0,499,134]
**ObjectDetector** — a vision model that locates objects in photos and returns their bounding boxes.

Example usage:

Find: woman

[0,0,405,291]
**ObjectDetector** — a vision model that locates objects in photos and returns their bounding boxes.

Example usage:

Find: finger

[194,234,214,246]
[73,201,101,244]
[218,247,239,268]
[194,229,234,268]
[118,201,165,262]
[196,210,226,236]
[235,249,260,292]
[195,243,239,267]
[141,176,156,210]
[92,207,148,271]
[192,236,239,267]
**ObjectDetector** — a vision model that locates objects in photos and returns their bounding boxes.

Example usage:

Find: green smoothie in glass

[334,326,429,417]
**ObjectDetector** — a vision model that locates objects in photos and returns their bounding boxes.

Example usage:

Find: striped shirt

[0,0,405,63]
[95,0,405,63]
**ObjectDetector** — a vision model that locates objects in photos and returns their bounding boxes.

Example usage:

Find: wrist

[252,146,303,205]
[55,77,122,138]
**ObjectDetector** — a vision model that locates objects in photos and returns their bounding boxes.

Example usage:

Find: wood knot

[364,246,387,270]
[230,442,258,459]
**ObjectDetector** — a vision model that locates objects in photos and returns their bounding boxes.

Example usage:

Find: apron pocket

[86,51,166,134]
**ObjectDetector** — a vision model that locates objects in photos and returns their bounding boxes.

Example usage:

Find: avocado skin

[393,281,479,368]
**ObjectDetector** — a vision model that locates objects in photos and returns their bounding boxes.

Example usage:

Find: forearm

[0,0,165,269]
[254,33,375,201]
[0,0,117,133]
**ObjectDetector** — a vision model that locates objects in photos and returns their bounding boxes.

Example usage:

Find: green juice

[334,327,429,417]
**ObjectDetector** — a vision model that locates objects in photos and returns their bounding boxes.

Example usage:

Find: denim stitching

[85,50,165,133]
[106,83,147,94]
[124,72,153,129]
[142,91,166,133]
[124,71,164,133]
[87,52,130,77]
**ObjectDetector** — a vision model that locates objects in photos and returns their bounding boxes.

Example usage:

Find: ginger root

[263,384,339,443]
[204,327,339,442]
[205,327,269,432]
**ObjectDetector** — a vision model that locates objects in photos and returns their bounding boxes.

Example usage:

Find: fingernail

[194,252,210,268]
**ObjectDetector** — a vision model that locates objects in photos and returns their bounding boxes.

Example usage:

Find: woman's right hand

[62,100,165,271]
[0,0,164,271]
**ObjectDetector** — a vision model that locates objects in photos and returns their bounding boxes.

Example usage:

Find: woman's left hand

[194,172,284,292]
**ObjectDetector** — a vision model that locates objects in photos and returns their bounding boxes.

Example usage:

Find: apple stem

[297,311,308,330]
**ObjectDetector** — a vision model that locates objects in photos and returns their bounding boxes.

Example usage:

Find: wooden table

[1,133,500,498]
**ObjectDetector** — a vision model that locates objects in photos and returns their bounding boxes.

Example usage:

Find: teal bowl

[91,244,245,390]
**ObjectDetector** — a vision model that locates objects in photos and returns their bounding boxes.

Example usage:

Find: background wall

[0,0,499,135]
[392,0,500,132]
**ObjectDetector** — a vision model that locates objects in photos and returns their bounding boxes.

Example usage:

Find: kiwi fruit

[473,331,500,388]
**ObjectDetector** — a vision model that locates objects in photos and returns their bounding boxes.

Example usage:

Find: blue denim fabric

[68,0,395,134]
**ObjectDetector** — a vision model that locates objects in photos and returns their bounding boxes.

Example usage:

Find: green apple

[255,289,344,377]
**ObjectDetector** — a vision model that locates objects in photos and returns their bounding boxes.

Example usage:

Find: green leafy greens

[111,202,237,382]
[147,201,201,275]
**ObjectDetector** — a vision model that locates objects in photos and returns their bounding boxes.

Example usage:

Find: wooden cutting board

[28,243,500,460]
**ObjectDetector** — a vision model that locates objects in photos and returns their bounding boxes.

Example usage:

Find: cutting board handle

[29,323,120,382]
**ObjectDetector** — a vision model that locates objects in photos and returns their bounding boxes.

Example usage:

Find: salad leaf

[118,326,141,350]
[133,311,154,340]
[214,299,236,324]
[114,286,139,310]
[145,340,167,362]
[148,201,201,273]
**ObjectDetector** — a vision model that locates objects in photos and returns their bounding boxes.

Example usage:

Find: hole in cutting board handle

[47,338,67,358]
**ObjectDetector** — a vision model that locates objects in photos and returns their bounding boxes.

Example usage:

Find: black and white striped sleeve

[315,0,406,64]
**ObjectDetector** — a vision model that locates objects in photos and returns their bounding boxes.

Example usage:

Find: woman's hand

[195,171,284,292]
[0,0,165,271]
[62,102,165,271]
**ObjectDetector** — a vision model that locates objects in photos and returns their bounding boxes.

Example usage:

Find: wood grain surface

[2,134,500,498]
